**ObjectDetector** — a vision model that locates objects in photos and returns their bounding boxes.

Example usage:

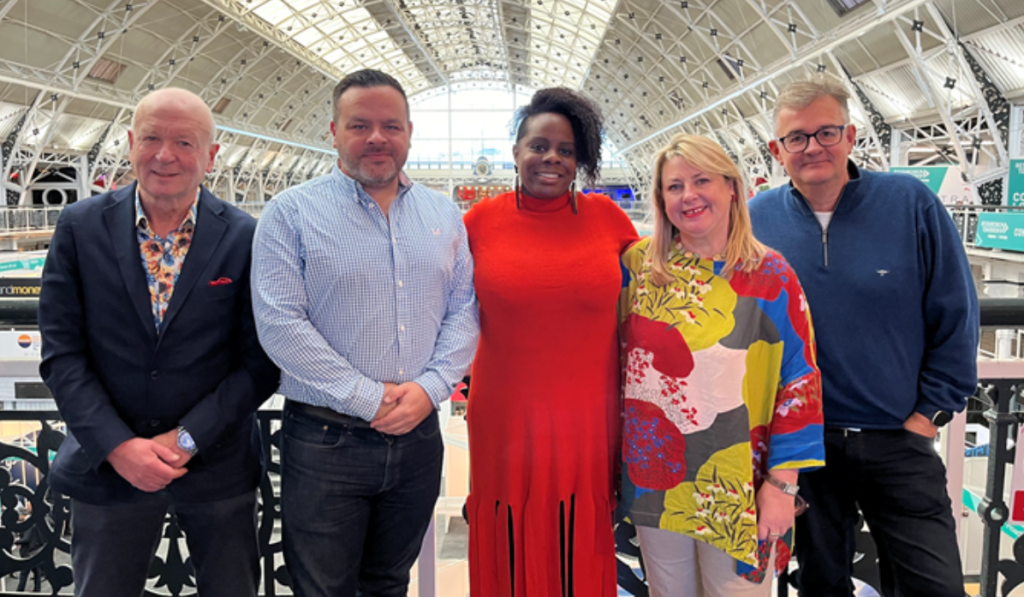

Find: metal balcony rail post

[974,380,1020,597]
[976,298,1024,597]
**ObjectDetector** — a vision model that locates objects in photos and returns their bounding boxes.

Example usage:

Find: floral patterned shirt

[620,237,824,579]
[135,188,198,332]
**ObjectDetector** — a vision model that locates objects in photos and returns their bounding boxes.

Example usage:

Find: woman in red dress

[463,88,638,597]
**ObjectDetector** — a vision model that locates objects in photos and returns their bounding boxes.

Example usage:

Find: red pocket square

[209,277,233,287]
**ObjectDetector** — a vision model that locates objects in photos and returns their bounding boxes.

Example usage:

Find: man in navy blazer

[38,88,279,597]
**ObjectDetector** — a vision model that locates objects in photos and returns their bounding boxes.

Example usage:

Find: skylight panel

[251,2,292,25]
[529,0,614,84]
[365,30,389,45]
[286,0,319,11]
[246,0,429,92]
[293,27,323,46]
[587,5,611,21]
[322,48,345,63]
[343,37,368,53]
[87,58,127,84]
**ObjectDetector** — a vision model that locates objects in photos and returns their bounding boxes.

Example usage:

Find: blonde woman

[620,133,824,596]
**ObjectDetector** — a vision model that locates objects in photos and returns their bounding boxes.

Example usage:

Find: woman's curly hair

[513,87,604,187]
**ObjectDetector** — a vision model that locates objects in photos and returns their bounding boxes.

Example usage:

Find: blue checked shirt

[251,165,479,423]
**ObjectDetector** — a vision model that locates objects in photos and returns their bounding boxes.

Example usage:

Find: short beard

[338,153,399,188]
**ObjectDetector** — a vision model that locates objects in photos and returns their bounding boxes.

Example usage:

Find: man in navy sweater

[748,77,978,597]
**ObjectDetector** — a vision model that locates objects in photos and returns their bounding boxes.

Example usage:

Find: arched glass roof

[406,83,625,170]
[0,0,1020,203]
[238,0,616,91]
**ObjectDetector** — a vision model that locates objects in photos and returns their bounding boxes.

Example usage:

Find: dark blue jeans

[281,401,443,597]
[794,428,963,597]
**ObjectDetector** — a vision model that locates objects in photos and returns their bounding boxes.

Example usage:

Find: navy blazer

[39,183,279,504]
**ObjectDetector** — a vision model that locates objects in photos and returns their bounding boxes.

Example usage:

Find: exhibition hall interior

[0,0,1023,594]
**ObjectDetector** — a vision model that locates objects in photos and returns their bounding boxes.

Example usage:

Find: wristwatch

[765,474,799,496]
[176,426,198,456]
[930,410,953,427]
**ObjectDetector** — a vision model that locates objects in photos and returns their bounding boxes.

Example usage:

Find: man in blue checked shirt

[251,69,479,597]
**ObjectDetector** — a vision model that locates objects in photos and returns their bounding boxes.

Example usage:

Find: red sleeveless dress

[463,190,638,597]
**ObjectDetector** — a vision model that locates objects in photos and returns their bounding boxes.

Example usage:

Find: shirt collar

[332,163,413,207]
[135,186,200,232]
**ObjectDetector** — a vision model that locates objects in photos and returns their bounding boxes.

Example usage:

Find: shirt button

[150,370,160,380]
[400,325,406,332]
[398,280,403,288]
[399,369,404,376]
[392,236,397,244]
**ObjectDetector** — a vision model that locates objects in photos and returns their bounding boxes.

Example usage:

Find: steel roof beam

[617,0,935,155]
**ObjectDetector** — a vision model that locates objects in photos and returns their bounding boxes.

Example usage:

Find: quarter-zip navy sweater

[748,162,978,429]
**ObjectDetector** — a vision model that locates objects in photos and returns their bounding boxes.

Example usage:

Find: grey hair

[773,76,851,132]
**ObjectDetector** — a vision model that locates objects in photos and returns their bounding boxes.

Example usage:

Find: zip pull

[821,228,829,268]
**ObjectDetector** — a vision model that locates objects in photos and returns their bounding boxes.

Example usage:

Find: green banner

[1010,159,1024,207]
[890,166,947,194]
[975,212,1024,252]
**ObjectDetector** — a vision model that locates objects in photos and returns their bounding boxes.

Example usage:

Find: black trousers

[794,427,963,597]
[16,567,42,592]
[70,491,259,597]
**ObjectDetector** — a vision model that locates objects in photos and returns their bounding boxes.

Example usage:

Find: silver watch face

[178,430,196,452]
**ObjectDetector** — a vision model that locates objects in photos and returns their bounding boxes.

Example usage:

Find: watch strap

[765,474,799,496]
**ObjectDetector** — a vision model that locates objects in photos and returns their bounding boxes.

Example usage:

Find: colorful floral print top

[620,236,824,578]
[135,189,198,332]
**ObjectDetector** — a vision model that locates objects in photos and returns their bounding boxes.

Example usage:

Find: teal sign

[890,166,947,194]
[975,212,1024,252]
[1010,159,1024,207]
[0,257,45,272]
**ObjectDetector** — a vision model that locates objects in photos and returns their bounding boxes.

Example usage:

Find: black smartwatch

[930,410,952,428]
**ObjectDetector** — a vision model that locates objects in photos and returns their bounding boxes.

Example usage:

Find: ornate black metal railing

[767,299,1024,597]
[0,410,650,597]
[4,300,1024,596]
[1,410,653,597]
[0,414,881,597]
[0,410,290,596]
[976,299,1024,597]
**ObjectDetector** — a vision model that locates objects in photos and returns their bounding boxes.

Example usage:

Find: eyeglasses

[777,125,846,153]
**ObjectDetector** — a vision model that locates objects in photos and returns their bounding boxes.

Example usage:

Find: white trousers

[636,526,775,597]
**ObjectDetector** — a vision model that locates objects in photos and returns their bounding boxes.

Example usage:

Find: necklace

[682,250,724,261]
[673,236,724,261]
